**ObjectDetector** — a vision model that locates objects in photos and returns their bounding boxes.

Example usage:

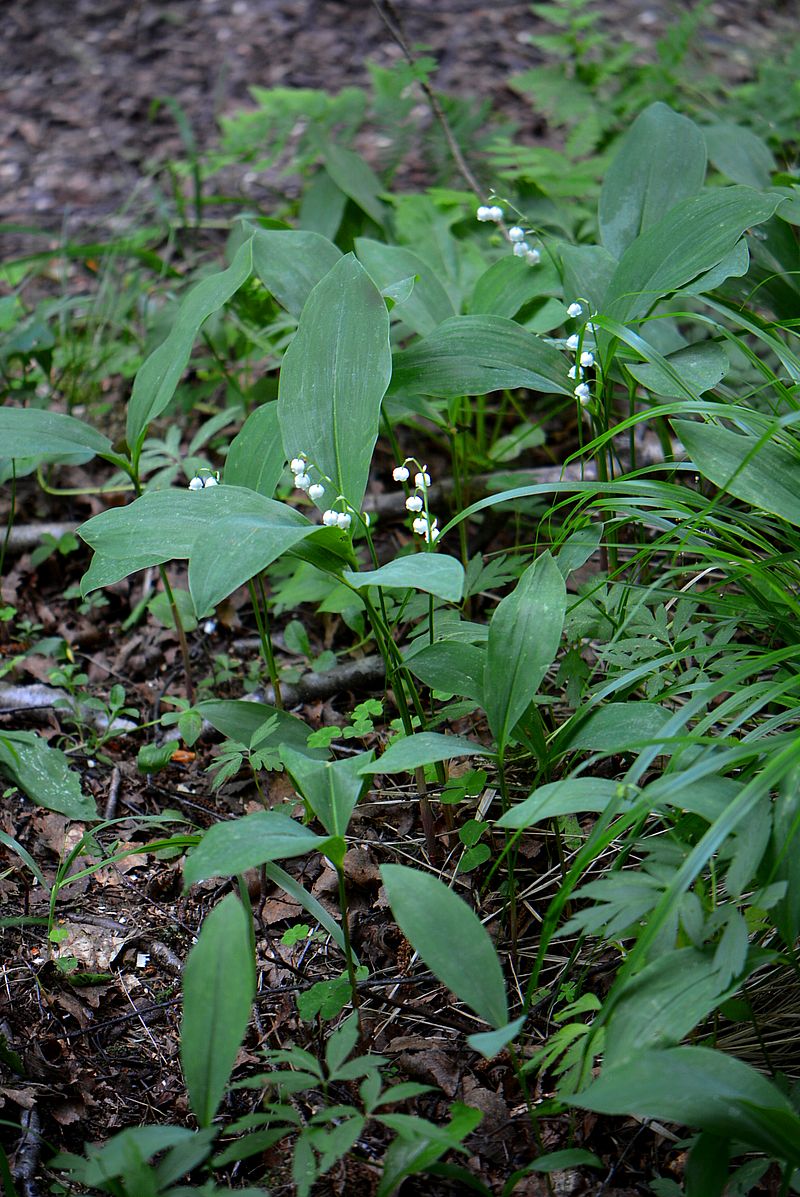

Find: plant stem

[158,565,194,704]
[0,462,16,597]
[250,575,283,709]
[337,866,364,1045]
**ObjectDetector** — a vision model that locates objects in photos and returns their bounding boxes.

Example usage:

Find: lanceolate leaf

[0,731,97,819]
[599,103,707,260]
[181,894,255,1126]
[381,863,508,1027]
[78,486,318,611]
[280,748,369,838]
[0,408,112,461]
[603,188,782,326]
[484,552,566,755]
[674,419,800,526]
[127,235,255,455]
[224,403,285,497]
[183,811,327,887]
[389,315,570,398]
[343,555,465,603]
[359,732,491,775]
[278,254,392,514]
[251,228,342,318]
[355,238,455,335]
[568,1047,800,1167]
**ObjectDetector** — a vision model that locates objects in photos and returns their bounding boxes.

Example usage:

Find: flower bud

[188,476,204,491]
[392,465,410,482]
[414,470,431,489]
[308,483,325,501]
[508,226,526,242]
[336,512,352,530]
[567,302,583,318]
[406,495,424,513]
[290,457,306,474]
[322,509,339,526]
[294,472,311,491]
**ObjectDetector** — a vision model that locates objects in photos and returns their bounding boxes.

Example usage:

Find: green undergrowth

[3,8,800,1194]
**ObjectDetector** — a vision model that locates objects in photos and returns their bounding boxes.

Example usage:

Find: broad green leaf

[603,948,748,1067]
[484,552,566,755]
[356,238,455,335]
[703,123,775,189]
[224,403,285,497]
[524,1149,603,1173]
[497,778,620,830]
[251,227,342,318]
[183,812,326,887]
[469,256,558,320]
[359,732,491,775]
[0,408,112,461]
[680,238,750,297]
[299,168,348,240]
[603,188,783,326]
[278,254,391,514]
[405,640,485,703]
[197,700,326,759]
[563,702,672,754]
[560,245,617,317]
[79,486,317,610]
[342,555,464,603]
[323,143,388,230]
[127,235,255,453]
[599,103,707,260]
[389,315,571,398]
[381,864,508,1027]
[76,1127,197,1184]
[568,1047,800,1167]
[626,342,728,398]
[181,894,255,1126]
[0,731,97,819]
[674,420,800,526]
[280,748,369,838]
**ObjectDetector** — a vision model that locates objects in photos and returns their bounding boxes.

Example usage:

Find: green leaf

[356,238,455,335]
[127,235,254,453]
[251,228,342,318]
[0,828,49,891]
[470,256,557,320]
[381,864,507,1027]
[79,487,317,611]
[0,731,97,819]
[603,948,748,1067]
[603,188,783,326]
[389,315,571,398]
[183,812,326,887]
[568,1047,800,1167]
[497,778,620,830]
[0,408,112,461]
[263,863,352,961]
[280,748,369,838]
[181,894,255,1126]
[343,555,464,602]
[278,254,392,514]
[359,732,491,775]
[674,420,800,526]
[563,702,672,753]
[484,552,566,755]
[197,699,327,759]
[626,342,728,398]
[703,123,775,189]
[467,1015,526,1059]
[224,403,285,497]
[599,103,707,260]
[323,143,388,230]
[405,641,485,703]
[525,1149,603,1173]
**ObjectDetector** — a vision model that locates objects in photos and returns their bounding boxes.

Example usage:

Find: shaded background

[2,0,797,234]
